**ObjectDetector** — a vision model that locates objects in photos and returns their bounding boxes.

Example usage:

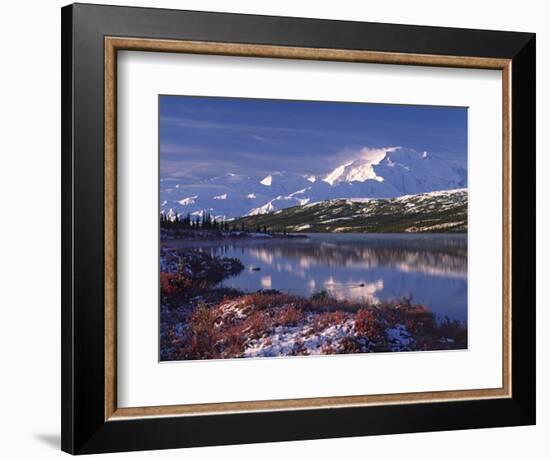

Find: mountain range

[160,148,467,221]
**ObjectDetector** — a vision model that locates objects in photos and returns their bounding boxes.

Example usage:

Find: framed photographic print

[61,3,536,454]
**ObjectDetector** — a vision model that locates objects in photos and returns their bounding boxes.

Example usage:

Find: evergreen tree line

[160,212,272,234]
[160,212,293,235]
[160,212,228,230]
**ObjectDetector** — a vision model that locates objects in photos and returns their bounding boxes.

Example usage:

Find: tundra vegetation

[160,241,467,361]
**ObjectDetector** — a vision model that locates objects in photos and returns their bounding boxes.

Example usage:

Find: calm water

[172,233,467,321]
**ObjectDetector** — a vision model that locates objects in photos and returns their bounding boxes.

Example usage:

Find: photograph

[159,96,468,361]
[53,2,536,455]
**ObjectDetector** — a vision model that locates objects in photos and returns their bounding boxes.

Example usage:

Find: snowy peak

[324,159,384,185]
[371,148,467,195]
[323,147,397,185]
[323,147,452,186]
[324,161,354,185]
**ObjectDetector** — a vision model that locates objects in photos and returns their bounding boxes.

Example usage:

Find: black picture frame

[61,3,536,454]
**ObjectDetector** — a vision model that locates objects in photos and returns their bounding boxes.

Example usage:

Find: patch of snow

[178,195,198,206]
[319,216,353,224]
[243,318,357,358]
[333,227,354,233]
[345,197,373,203]
[439,337,455,344]
[405,221,465,233]
[260,175,273,186]
[386,325,414,351]
[303,201,322,208]
[249,232,272,238]
[247,201,275,216]
[394,188,467,201]
[289,188,307,196]
[213,193,227,200]
[166,208,177,222]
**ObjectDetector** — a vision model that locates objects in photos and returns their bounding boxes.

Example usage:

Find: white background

[118,52,502,407]
[0,0,545,457]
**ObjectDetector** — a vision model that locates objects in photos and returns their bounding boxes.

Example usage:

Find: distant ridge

[234,189,467,233]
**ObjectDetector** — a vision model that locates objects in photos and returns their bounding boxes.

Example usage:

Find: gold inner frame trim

[104,36,512,421]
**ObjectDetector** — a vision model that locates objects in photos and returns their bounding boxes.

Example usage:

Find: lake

[171,233,467,322]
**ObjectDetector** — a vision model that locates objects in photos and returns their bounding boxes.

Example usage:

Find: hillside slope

[234,189,467,233]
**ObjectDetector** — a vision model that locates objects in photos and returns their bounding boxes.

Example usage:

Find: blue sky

[160,95,467,180]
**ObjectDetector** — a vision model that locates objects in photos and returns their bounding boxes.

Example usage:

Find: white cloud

[359,146,401,164]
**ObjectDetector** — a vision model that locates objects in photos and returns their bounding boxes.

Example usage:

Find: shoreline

[160,247,467,361]
[161,227,466,242]
[161,227,308,242]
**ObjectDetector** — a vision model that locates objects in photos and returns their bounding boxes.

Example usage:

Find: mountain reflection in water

[175,233,467,321]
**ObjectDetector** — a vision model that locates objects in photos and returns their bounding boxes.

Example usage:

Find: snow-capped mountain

[160,148,467,220]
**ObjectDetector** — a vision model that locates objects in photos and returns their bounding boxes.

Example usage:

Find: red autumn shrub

[340,336,362,353]
[163,287,468,359]
[397,304,435,333]
[190,305,215,333]
[273,305,304,327]
[160,272,192,296]
[241,311,271,338]
[243,292,303,311]
[216,322,248,357]
[313,310,348,331]
[355,308,385,342]
[182,305,220,359]
[331,310,347,325]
